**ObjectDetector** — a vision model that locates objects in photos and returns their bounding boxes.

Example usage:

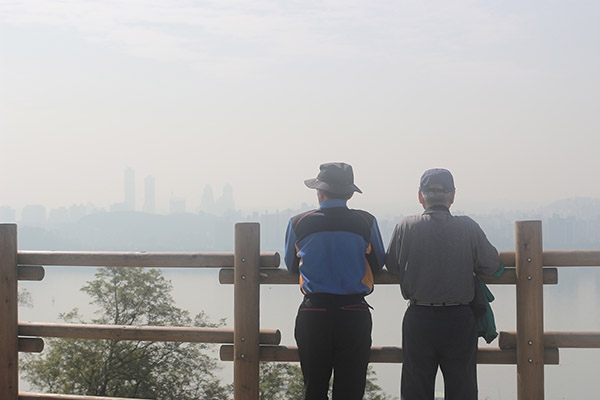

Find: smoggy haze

[1,1,599,216]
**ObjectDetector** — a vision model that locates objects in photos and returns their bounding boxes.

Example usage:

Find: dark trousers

[401,305,478,400]
[294,294,372,400]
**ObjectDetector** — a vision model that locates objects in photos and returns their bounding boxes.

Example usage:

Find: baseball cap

[419,168,455,192]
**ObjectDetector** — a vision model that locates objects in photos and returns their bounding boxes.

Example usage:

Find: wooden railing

[2,221,600,400]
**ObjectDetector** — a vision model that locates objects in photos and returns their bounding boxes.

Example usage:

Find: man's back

[286,201,382,295]
[385,168,502,400]
[387,205,500,303]
[284,162,385,400]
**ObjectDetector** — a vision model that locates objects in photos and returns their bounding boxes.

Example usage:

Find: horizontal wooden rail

[499,331,600,349]
[219,267,558,285]
[219,345,559,365]
[18,265,45,281]
[19,393,151,400]
[18,322,281,345]
[499,251,515,266]
[17,251,280,269]
[541,250,600,266]
[473,251,600,267]
[18,337,44,353]
[487,268,557,285]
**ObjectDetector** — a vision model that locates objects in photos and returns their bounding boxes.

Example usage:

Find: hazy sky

[1,1,599,217]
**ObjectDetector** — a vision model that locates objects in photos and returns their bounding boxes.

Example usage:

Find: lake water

[18,266,600,399]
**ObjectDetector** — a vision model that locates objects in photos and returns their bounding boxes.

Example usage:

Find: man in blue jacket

[285,162,386,400]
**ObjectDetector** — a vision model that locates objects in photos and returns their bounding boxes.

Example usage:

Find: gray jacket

[385,205,501,304]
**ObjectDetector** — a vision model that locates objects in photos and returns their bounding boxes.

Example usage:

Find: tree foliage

[21,267,231,399]
[259,362,397,400]
[18,288,33,308]
[259,362,304,400]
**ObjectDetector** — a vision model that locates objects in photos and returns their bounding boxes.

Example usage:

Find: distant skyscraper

[215,183,235,215]
[124,167,135,211]
[143,175,156,214]
[200,184,215,214]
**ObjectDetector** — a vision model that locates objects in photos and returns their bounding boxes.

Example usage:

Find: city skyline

[2,163,600,225]
[0,167,239,223]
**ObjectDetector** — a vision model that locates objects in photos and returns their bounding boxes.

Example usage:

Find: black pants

[401,304,478,400]
[294,294,372,400]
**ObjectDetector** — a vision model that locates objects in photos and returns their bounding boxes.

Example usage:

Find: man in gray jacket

[386,168,502,400]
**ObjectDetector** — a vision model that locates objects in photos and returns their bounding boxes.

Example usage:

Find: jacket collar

[319,199,348,209]
[423,204,451,215]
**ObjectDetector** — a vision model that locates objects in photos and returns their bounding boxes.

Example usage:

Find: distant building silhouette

[215,183,235,216]
[143,176,156,214]
[69,204,87,222]
[110,202,128,212]
[48,206,69,224]
[169,196,186,214]
[21,205,46,226]
[200,184,215,214]
[124,167,135,211]
[0,206,16,223]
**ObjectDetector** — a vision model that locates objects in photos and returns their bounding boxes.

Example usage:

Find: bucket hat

[304,162,362,194]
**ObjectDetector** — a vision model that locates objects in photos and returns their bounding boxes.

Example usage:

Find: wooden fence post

[0,224,19,399]
[233,222,260,400]
[515,221,545,400]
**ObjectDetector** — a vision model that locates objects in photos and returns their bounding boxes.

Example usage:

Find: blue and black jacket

[284,199,386,295]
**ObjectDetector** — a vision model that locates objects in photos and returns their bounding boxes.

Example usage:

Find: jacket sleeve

[385,223,402,276]
[284,220,299,272]
[368,218,386,273]
[471,219,502,276]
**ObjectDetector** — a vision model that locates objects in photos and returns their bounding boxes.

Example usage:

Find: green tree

[259,362,304,400]
[21,267,232,399]
[18,287,33,307]
[259,363,397,400]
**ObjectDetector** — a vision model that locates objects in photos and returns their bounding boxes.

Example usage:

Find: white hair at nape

[422,190,454,204]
